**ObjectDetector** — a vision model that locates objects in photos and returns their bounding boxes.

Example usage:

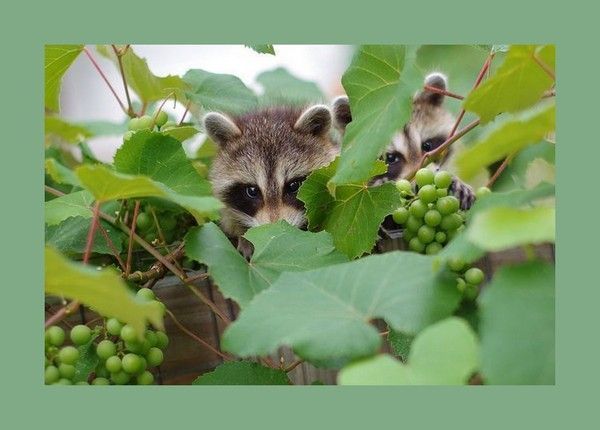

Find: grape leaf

[298,160,402,259]
[161,125,199,142]
[73,333,100,383]
[329,45,420,186]
[45,190,94,226]
[492,141,555,192]
[96,45,189,104]
[467,206,555,251]
[185,221,348,307]
[114,131,211,196]
[338,317,479,385]
[387,330,414,361]
[45,116,92,144]
[457,103,555,180]
[45,247,163,335]
[45,45,83,111]
[192,361,290,385]
[246,45,275,55]
[45,158,81,187]
[183,69,257,114]
[45,216,123,255]
[480,262,554,384]
[76,164,222,223]
[257,67,324,104]
[222,252,461,365]
[463,45,555,123]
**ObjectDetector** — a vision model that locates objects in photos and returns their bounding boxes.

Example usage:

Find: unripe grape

[425,242,443,255]
[417,225,435,244]
[105,356,122,373]
[415,168,435,187]
[95,364,109,378]
[162,121,177,129]
[106,318,123,336]
[447,258,466,272]
[424,210,442,227]
[403,229,414,242]
[434,231,447,244]
[145,330,158,347]
[120,325,138,343]
[136,287,155,301]
[75,381,89,385]
[56,378,73,385]
[405,215,422,233]
[395,179,413,195]
[409,200,428,218]
[434,171,453,189]
[70,325,92,346]
[136,370,154,385]
[110,371,131,385]
[476,186,492,199]
[456,277,467,293]
[145,347,164,367]
[45,326,65,347]
[123,130,134,141]
[138,115,154,130]
[45,365,60,384]
[465,267,485,285]
[155,331,169,350]
[436,196,460,215]
[392,207,409,224]
[464,283,479,300]
[155,111,168,127]
[58,363,76,379]
[408,237,425,253]
[122,353,144,374]
[58,346,79,365]
[91,377,110,385]
[128,118,141,130]
[136,212,152,231]
[96,340,117,361]
[418,184,437,204]
[440,213,463,231]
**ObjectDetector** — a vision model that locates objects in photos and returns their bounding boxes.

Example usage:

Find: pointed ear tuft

[332,96,352,131]
[203,112,241,146]
[294,105,332,136]
[417,72,448,106]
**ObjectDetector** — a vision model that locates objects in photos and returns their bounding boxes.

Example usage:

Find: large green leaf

[185,221,348,307]
[114,130,211,196]
[298,160,402,259]
[468,206,555,251]
[339,318,479,385]
[183,69,257,114]
[257,67,323,104]
[329,45,420,186]
[76,164,222,223]
[192,361,290,385]
[45,216,123,255]
[463,45,555,123]
[222,252,461,365]
[45,158,81,187]
[96,45,188,104]
[45,45,83,111]
[45,116,92,144]
[480,262,554,384]
[45,190,94,226]
[73,334,100,383]
[161,125,199,143]
[457,103,555,179]
[45,247,163,335]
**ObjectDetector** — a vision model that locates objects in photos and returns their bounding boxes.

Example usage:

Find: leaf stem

[486,153,514,188]
[423,85,464,100]
[111,44,135,117]
[125,200,141,277]
[82,47,128,115]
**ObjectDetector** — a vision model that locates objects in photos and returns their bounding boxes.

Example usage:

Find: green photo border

[2,0,594,427]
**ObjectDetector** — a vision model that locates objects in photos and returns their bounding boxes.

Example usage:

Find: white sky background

[60,45,354,162]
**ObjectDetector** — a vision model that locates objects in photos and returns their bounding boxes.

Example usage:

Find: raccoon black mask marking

[204,105,339,239]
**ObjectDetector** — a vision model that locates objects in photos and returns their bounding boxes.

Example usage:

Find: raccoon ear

[417,72,448,106]
[294,105,332,136]
[332,96,352,131]
[203,112,242,146]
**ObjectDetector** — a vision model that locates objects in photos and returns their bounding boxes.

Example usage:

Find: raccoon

[203,104,339,254]
[332,72,475,210]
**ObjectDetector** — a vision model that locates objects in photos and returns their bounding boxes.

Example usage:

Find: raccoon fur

[332,72,476,210]
[203,104,339,254]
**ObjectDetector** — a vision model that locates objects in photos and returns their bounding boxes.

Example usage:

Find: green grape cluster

[45,288,169,385]
[133,205,181,246]
[123,111,175,141]
[393,169,464,255]
[446,258,485,300]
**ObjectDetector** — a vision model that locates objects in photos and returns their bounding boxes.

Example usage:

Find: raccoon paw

[449,177,476,210]
[237,236,254,260]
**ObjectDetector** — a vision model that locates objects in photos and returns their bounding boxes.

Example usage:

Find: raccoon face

[332,73,455,183]
[204,105,339,237]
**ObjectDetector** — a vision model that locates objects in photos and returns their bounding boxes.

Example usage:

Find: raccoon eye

[286,180,301,193]
[245,186,259,199]
[385,152,401,164]
[422,136,446,152]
